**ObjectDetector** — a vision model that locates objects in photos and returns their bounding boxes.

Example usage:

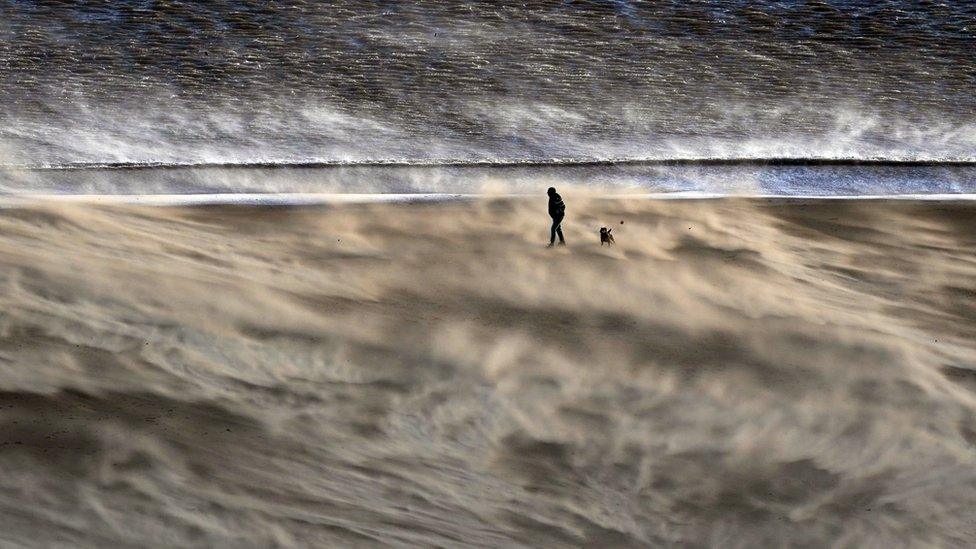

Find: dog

[600,227,615,246]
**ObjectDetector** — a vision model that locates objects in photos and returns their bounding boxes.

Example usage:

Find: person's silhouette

[547,187,566,247]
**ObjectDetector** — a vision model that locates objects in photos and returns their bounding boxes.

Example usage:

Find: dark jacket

[548,192,565,218]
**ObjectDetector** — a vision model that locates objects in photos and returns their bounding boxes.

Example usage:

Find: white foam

[1,192,975,207]
[0,193,477,206]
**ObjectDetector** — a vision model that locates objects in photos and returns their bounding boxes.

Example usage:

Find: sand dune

[1,197,976,546]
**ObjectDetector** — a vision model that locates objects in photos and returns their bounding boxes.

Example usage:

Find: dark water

[1,0,974,171]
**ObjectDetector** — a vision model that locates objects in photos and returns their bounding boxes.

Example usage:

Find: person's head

[547,187,556,196]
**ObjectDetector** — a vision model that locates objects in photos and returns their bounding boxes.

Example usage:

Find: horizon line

[4,157,976,172]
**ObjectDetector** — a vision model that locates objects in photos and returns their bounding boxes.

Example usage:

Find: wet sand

[1,197,976,547]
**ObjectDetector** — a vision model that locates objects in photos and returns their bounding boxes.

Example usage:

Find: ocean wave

[1,162,974,198]
[4,157,976,172]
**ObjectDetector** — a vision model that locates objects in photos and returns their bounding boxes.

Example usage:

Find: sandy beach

[1,196,976,546]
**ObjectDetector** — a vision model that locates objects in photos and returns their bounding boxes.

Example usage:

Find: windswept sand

[1,197,976,547]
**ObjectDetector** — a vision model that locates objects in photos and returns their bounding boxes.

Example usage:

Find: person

[547,187,566,247]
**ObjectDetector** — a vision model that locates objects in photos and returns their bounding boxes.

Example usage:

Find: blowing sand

[1,197,976,547]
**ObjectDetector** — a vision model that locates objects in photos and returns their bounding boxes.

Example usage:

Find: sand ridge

[0,197,975,546]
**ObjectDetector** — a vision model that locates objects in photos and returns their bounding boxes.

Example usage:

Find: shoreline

[2,192,976,207]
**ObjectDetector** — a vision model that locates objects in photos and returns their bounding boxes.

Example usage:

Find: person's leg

[550,215,565,246]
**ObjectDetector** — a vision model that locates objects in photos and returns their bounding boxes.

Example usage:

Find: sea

[0,0,974,197]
